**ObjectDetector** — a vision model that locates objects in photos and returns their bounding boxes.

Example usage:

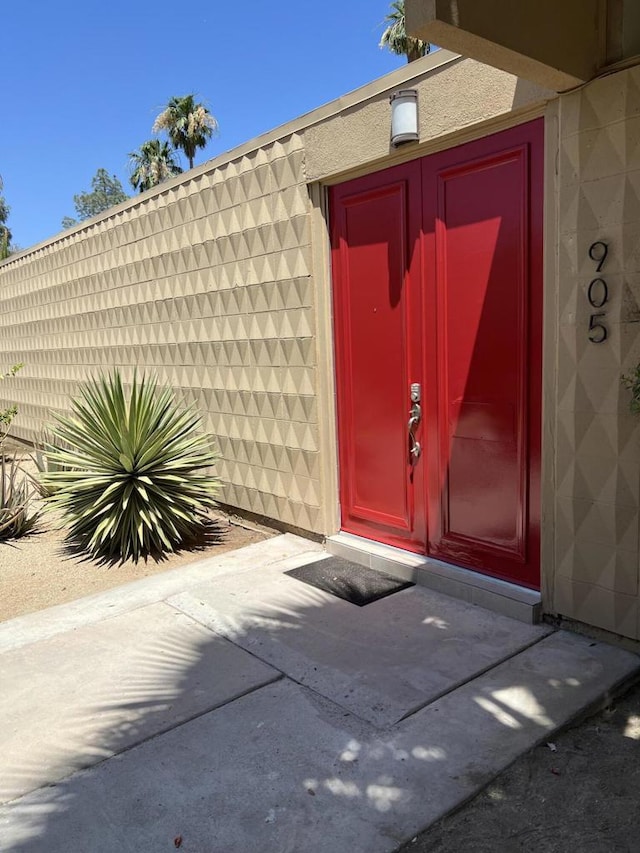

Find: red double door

[330,120,543,589]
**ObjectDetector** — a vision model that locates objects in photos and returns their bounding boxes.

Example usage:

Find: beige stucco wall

[305,58,552,182]
[548,64,640,639]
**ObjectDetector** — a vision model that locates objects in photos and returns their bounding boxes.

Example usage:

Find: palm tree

[128,140,183,193]
[153,95,218,170]
[379,1,430,63]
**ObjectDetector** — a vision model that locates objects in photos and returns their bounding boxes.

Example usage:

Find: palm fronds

[379,1,430,62]
[153,95,218,169]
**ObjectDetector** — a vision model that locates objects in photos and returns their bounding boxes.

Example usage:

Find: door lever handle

[408,401,421,461]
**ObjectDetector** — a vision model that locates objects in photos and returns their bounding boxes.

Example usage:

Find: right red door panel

[423,122,542,587]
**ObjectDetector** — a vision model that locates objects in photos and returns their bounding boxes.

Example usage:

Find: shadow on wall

[511,78,555,111]
[0,563,628,852]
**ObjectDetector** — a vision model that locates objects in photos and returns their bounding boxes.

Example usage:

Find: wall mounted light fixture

[390,89,419,147]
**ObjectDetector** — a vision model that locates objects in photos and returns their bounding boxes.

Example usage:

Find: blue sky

[2,1,416,250]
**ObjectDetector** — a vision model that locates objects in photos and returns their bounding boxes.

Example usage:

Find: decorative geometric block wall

[0,133,323,533]
[554,65,640,638]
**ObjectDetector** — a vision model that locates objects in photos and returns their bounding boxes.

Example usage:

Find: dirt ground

[398,676,640,853]
[0,445,278,622]
[0,512,276,622]
[0,505,276,623]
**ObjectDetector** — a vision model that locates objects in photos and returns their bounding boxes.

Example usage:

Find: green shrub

[0,455,40,540]
[0,363,24,443]
[42,371,220,562]
[622,364,640,415]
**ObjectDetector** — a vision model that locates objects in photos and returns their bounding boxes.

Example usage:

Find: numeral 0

[588,241,608,272]
[587,277,608,309]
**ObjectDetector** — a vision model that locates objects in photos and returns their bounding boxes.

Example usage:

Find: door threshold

[326,532,541,625]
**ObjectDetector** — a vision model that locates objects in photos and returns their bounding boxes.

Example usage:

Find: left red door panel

[330,163,426,552]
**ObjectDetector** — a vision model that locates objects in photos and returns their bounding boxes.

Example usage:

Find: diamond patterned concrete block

[625,69,640,120]
[621,275,640,324]
[556,496,638,580]
[557,454,640,508]
[0,126,321,534]
[582,72,628,131]
[559,131,580,186]
[554,576,639,638]
[558,366,632,415]
[554,66,640,638]
[579,124,626,183]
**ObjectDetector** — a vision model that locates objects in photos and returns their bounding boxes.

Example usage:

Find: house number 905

[587,241,609,343]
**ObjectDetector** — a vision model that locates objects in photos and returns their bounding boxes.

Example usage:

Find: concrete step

[327,531,542,624]
[168,551,551,727]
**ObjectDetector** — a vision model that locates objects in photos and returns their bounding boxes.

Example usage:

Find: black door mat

[285,556,415,606]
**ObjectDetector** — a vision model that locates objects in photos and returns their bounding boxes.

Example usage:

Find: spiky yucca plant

[31,431,78,498]
[42,371,219,562]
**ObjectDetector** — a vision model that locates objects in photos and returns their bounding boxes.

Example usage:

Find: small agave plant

[42,370,219,562]
[0,362,39,540]
[0,455,40,540]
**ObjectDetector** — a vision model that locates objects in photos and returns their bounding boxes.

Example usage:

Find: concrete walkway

[1,534,638,852]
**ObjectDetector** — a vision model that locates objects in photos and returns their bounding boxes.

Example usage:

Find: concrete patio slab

[383,630,640,832]
[1,632,636,853]
[0,602,279,803]
[168,555,551,726]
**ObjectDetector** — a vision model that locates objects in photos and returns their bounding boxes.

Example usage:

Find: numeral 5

[588,313,607,343]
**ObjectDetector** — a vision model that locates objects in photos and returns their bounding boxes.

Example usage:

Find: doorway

[330,120,543,589]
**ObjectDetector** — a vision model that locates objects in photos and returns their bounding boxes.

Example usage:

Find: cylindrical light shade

[390,89,419,147]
